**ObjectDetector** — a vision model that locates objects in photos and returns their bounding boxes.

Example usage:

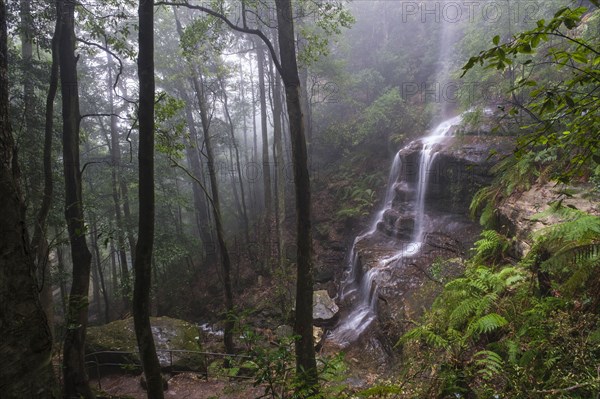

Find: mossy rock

[86,317,206,376]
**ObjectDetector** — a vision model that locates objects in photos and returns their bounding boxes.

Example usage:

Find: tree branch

[169,157,216,212]
[80,112,128,121]
[76,37,124,89]
[532,382,593,394]
[155,1,283,75]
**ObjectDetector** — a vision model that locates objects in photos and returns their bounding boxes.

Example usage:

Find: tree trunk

[173,9,235,355]
[249,61,259,220]
[55,237,69,317]
[180,86,214,251]
[30,0,59,338]
[0,1,58,395]
[173,13,215,258]
[298,60,312,157]
[193,72,235,355]
[275,0,318,394]
[92,228,110,325]
[57,0,95,396]
[90,228,101,321]
[22,0,56,337]
[105,40,131,312]
[84,165,111,324]
[269,57,286,272]
[256,42,273,268]
[133,0,164,397]
[116,78,137,266]
[109,239,118,300]
[220,76,251,245]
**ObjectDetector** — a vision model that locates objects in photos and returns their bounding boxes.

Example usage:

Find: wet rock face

[375,136,512,240]
[496,182,600,257]
[334,135,513,363]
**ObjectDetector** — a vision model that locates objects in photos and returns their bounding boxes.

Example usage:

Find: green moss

[87,317,200,352]
[86,317,206,373]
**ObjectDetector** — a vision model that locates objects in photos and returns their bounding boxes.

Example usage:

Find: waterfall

[413,114,462,241]
[328,114,463,347]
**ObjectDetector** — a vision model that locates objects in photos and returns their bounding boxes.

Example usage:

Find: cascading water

[328,114,463,347]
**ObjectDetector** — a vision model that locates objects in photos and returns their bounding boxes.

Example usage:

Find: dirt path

[93,373,265,398]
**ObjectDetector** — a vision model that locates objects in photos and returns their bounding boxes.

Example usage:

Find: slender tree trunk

[275,0,318,394]
[0,1,58,395]
[116,78,137,266]
[239,62,250,167]
[55,236,68,317]
[105,41,131,312]
[90,224,102,320]
[180,87,213,250]
[109,239,118,300]
[83,160,111,324]
[298,61,312,157]
[173,9,235,355]
[269,57,286,271]
[249,61,259,219]
[92,229,110,325]
[22,0,56,338]
[256,43,273,267]
[220,76,251,245]
[174,178,184,236]
[134,0,164,397]
[57,1,95,396]
[227,145,244,221]
[193,73,235,355]
[121,179,136,265]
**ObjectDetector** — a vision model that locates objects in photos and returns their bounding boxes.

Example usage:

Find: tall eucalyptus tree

[133,0,165,397]
[58,0,95,396]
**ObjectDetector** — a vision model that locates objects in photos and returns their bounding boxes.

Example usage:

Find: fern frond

[505,340,520,365]
[472,230,511,264]
[397,324,449,349]
[474,350,504,380]
[449,298,481,327]
[467,313,508,336]
[561,257,600,296]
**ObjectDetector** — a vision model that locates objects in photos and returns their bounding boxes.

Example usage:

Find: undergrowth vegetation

[395,201,600,398]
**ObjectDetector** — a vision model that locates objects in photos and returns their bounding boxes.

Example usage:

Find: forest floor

[92,372,265,399]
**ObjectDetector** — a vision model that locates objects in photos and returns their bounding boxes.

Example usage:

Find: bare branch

[76,37,124,89]
[80,112,128,121]
[155,1,283,75]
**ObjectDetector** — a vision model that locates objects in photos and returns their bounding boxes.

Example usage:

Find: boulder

[86,317,206,377]
[275,324,294,340]
[313,290,339,327]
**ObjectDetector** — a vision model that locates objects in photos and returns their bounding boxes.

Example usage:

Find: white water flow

[328,114,463,347]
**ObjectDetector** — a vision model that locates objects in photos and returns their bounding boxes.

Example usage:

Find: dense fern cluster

[396,202,600,398]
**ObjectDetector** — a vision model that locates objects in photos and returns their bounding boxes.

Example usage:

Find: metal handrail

[86,349,255,390]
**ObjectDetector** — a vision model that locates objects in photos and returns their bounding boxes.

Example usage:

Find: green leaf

[572,52,588,64]
[564,95,575,107]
